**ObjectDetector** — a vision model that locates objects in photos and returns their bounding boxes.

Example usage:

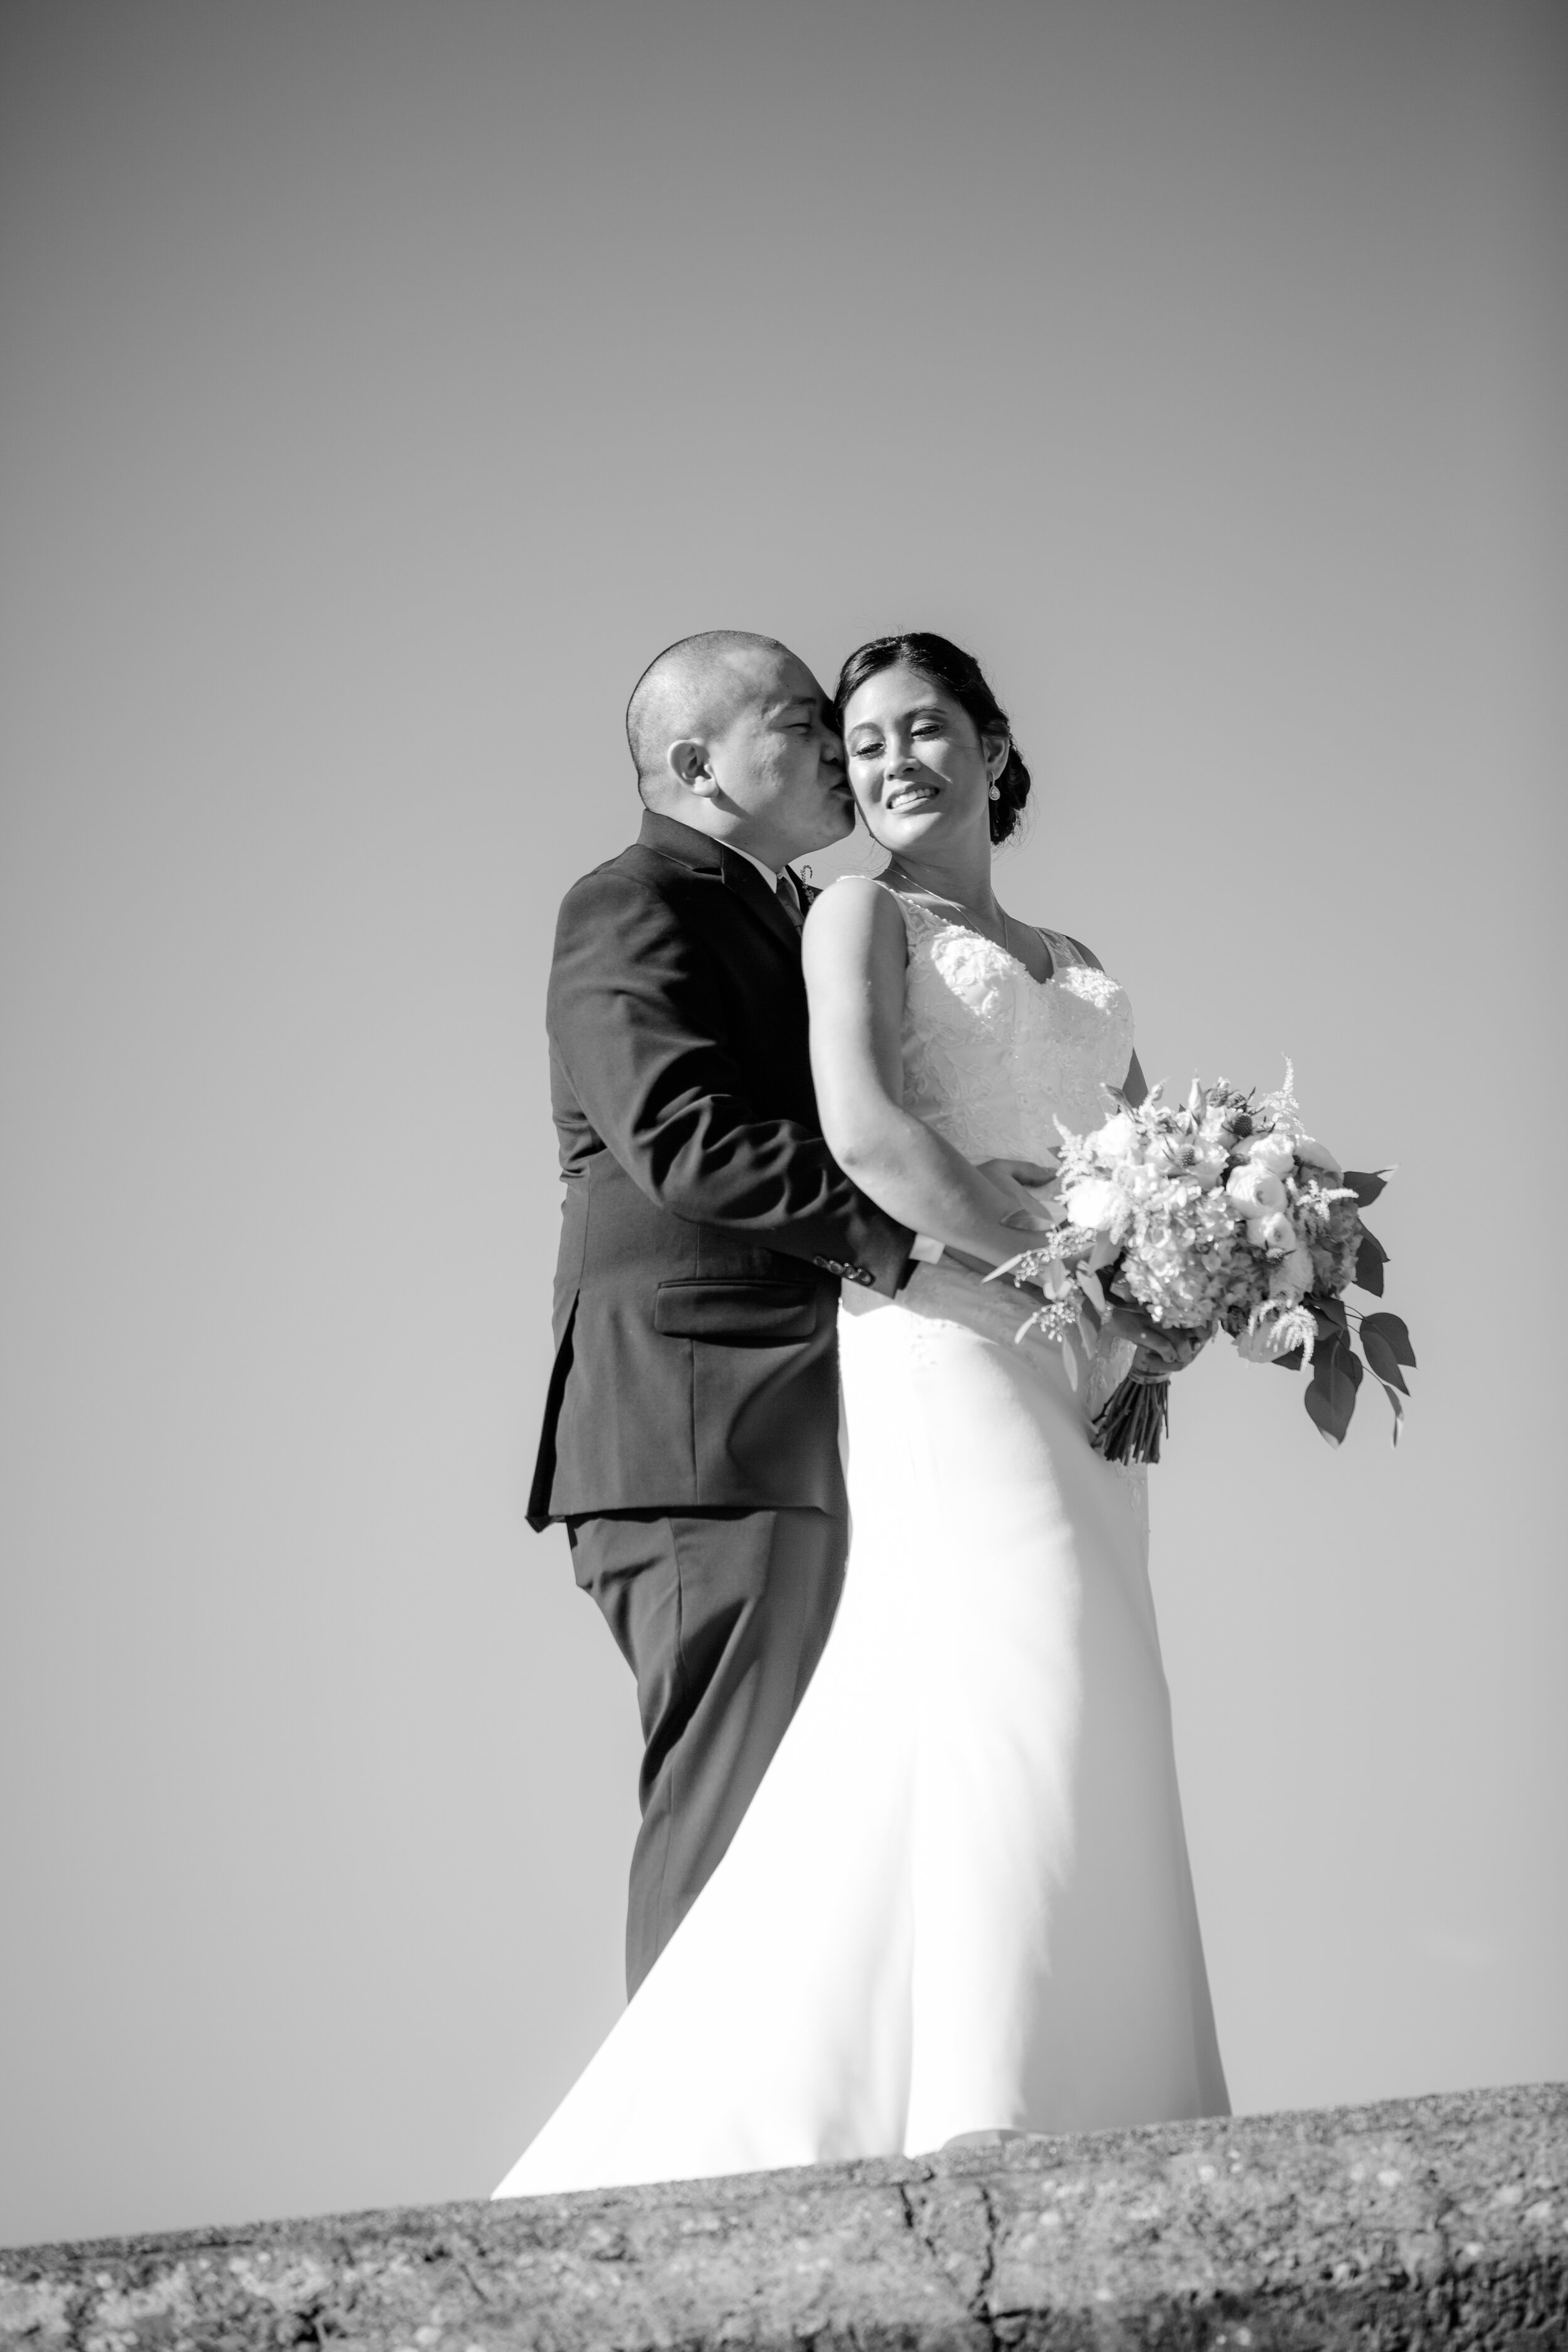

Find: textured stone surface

[3,2084,1564,2349]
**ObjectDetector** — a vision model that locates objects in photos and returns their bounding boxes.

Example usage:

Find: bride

[494,632,1227,2196]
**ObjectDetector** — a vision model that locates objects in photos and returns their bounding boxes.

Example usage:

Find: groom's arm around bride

[528,632,914,1995]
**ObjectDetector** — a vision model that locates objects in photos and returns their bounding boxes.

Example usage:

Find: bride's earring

[988,783,1002,801]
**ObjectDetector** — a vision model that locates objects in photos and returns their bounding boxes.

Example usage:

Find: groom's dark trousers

[529,811,913,1994]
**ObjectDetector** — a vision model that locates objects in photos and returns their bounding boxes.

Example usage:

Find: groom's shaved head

[623,628,852,865]
[627,630,790,793]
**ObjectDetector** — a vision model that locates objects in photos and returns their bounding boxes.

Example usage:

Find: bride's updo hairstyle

[834,632,1032,847]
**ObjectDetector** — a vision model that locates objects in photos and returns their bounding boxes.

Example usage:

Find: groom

[529,630,927,1994]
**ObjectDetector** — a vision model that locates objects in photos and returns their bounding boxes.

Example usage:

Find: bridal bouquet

[995,1067,1415,1465]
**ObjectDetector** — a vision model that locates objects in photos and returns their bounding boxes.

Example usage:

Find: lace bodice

[837,879,1145,1469]
[876,887,1135,1161]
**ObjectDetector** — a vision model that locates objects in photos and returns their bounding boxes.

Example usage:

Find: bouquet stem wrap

[1091,1370,1170,1466]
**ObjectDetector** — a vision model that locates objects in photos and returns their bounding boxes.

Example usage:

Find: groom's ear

[667,738,719,797]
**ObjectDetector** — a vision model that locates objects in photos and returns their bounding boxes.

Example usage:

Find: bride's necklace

[884,864,1021,964]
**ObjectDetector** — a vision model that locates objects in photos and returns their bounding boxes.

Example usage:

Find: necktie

[775,870,804,932]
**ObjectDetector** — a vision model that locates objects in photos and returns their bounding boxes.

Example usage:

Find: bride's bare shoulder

[805,872,904,935]
[801,873,909,977]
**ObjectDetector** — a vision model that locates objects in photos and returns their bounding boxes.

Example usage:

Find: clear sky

[2,0,1564,2250]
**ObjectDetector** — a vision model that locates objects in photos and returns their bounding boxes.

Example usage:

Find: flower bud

[1227,1163,1288,1217]
[1246,1130,1296,1177]
[1295,1135,1343,1180]
[1276,1239,1316,1293]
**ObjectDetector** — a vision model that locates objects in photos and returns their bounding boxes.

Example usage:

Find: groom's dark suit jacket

[528,810,914,1528]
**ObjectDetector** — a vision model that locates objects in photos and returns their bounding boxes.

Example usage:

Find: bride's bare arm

[802,880,1046,1266]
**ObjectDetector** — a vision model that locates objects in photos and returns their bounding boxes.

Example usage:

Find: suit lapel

[636,809,726,874]
[633,812,802,955]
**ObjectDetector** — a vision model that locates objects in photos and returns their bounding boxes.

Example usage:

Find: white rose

[1246,1129,1296,1177]
[1295,1135,1343,1180]
[1247,1210,1296,1255]
[1227,1163,1288,1217]
[1089,1111,1140,1163]
[1064,1175,1124,1233]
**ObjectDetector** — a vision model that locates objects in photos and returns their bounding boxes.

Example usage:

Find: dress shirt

[730,844,783,897]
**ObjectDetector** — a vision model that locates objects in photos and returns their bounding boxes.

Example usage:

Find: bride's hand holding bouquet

[992,1066,1416,1465]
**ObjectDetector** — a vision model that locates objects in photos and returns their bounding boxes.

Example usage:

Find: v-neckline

[896,892,1060,989]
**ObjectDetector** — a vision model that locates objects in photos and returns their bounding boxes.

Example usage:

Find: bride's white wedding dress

[494,887,1227,2198]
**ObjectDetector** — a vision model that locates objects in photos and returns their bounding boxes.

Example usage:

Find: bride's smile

[843,664,1007,857]
[885,780,940,811]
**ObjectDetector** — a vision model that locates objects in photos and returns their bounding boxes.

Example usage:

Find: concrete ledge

[3,2084,1563,2349]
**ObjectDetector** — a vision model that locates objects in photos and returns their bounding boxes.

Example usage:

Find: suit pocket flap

[653,1279,820,1343]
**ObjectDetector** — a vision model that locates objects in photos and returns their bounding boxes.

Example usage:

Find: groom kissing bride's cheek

[502,628,1226,2198]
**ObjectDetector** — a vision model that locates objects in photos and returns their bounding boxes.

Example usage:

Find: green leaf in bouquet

[1343,1168,1392,1206]
[1360,1310,1416,1369]
[1314,1296,1348,1337]
[1374,1377,1405,1446]
[1270,1344,1305,1372]
[1076,1266,1108,1317]
[1353,1222,1388,1296]
[1305,1333,1363,1446]
[1359,1320,1410,1395]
